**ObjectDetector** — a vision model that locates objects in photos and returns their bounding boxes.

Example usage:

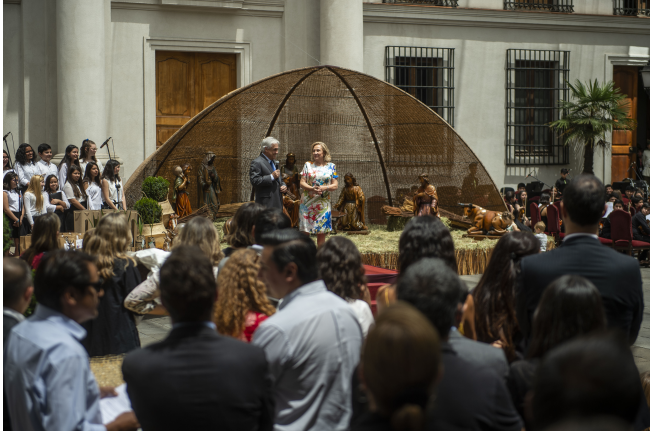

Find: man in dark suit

[122,246,274,431]
[516,174,644,346]
[397,258,523,431]
[3,257,34,431]
[250,136,287,209]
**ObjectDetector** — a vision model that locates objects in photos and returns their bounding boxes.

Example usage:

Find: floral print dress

[299,162,337,234]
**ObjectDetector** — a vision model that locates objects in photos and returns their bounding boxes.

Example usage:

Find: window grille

[506,49,570,166]
[385,47,455,127]
[504,0,574,12]
[382,0,458,6]
[613,0,649,16]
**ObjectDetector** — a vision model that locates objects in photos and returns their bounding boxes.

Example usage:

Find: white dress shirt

[63,181,86,204]
[15,162,39,187]
[3,189,21,212]
[36,159,59,179]
[24,191,56,225]
[86,181,103,210]
[79,159,103,177]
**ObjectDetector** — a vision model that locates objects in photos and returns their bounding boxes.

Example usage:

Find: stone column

[320,0,364,72]
[56,0,106,152]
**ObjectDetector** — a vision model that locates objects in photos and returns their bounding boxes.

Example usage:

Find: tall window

[506,50,570,165]
[613,0,649,16]
[385,47,455,127]
[504,0,574,12]
[382,0,458,5]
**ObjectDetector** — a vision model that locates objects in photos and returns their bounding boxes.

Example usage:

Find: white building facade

[3,0,649,191]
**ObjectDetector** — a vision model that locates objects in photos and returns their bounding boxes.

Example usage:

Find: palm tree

[550,79,635,175]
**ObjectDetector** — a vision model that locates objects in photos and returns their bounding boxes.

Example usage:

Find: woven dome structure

[126,65,506,222]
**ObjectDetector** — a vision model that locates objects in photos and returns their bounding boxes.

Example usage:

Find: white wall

[3,4,23,145]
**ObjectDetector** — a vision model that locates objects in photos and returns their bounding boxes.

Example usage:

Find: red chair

[609,209,649,258]
[530,202,541,225]
[363,265,398,316]
[629,206,636,217]
[553,201,561,212]
[546,204,564,244]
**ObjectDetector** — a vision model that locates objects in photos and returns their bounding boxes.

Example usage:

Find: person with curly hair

[467,231,540,362]
[82,212,141,356]
[14,143,38,192]
[376,216,457,314]
[317,236,373,336]
[213,248,275,342]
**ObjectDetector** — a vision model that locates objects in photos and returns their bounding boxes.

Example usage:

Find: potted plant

[142,176,173,216]
[136,217,145,251]
[133,197,166,244]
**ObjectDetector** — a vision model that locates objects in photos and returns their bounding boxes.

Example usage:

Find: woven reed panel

[126,66,506,221]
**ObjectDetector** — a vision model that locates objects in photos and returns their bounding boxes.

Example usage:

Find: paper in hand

[100,383,132,424]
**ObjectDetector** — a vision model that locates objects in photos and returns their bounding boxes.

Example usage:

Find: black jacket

[122,324,274,431]
[516,235,644,345]
[250,154,283,209]
[632,212,650,242]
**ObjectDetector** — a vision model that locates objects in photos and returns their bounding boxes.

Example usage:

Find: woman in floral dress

[299,142,338,247]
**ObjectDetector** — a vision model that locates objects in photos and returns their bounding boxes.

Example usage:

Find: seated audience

[101,160,126,210]
[44,174,70,232]
[35,143,58,179]
[82,213,141,356]
[517,183,526,192]
[3,172,26,254]
[21,212,61,269]
[2,257,34,431]
[633,203,649,265]
[222,202,266,258]
[317,236,374,337]
[122,246,273,430]
[516,174,643,346]
[24,175,60,230]
[538,193,551,227]
[83,161,103,210]
[14,143,38,192]
[533,221,547,251]
[531,334,644,431]
[599,199,624,240]
[397,258,523,431]
[605,183,614,201]
[4,251,139,431]
[377,216,457,314]
[631,196,644,212]
[351,303,441,431]
[507,275,606,424]
[467,232,540,362]
[213,248,275,342]
[124,216,224,315]
[253,229,362,430]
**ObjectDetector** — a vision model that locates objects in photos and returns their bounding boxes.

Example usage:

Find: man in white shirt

[35,143,59,179]
[253,229,362,431]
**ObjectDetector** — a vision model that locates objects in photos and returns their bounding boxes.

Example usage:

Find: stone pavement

[137,269,650,372]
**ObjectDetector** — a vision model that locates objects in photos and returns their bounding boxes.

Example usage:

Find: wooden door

[156,51,237,148]
[612,66,638,184]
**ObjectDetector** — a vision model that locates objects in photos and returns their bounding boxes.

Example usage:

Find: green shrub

[3,215,11,254]
[142,176,170,202]
[134,198,163,225]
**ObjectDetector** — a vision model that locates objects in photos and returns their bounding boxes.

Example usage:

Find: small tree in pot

[142,176,170,203]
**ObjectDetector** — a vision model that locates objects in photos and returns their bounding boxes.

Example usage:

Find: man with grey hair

[250,136,287,209]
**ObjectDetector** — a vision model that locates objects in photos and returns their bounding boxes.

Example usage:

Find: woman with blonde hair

[24,175,64,230]
[124,216,224,315]
[353,302,442,431]
[213,248,275,342]
[299,141,338,247]
[82,212,141,356]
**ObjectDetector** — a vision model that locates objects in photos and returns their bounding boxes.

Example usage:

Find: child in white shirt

[534,221,548,252]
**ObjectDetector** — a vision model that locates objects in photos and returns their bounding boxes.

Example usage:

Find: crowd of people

[3,140,126,255]
[3,169,650,430]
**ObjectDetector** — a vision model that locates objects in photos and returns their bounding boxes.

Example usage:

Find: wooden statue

[413,173,440,217]
[280,152,300,197]
[173,164,192,218]
[198,151,222,220]
[336,173,367,231]
[460,203,512,235]
[281,176,300,228]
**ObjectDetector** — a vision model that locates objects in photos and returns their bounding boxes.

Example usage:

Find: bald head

[4,257,33,311]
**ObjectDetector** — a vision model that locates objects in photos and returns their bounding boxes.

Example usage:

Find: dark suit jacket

[430,343,523,431]
[516,235,644,345]
[448,329,509,380]
[2,314,18,430]
[633,212,649,241]
[250,154,282,209]
[122,324,274,431]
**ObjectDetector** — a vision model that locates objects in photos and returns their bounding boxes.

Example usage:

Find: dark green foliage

[142,176,170,202]
[134,198,163,225]
[4,214,11,253]
[387,215,410,232]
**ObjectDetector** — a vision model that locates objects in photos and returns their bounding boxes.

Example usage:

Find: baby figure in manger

[335,173,367,231]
